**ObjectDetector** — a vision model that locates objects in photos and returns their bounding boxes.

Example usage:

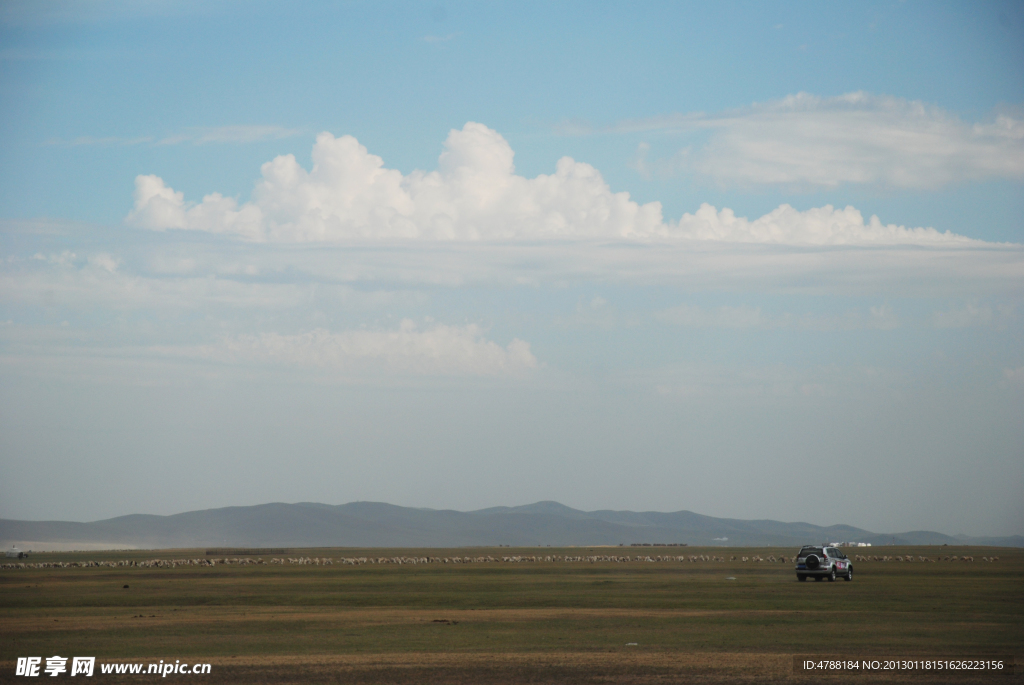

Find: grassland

[2,546,1021,683]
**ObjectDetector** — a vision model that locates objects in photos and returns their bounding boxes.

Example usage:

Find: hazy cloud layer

[177,320,538,376]
[128,122,985,246]
[932,302,1015,329]
[620,360,907,402]
[46,125,300,147]
[616,93,1024,189]
[6,236,1023,315]
[3,250,317,311]
[655,303,898,331]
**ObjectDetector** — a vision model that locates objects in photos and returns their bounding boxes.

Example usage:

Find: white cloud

[610,93,1024,189]
[635,362,900,401]
[35,249,78,267]
[127,121,990,246]
[934,302,993,329]
[156,125,301,145]
[129,123,664,242]
[1003,366,1024,384]
[558,295,629,329]
[933,302,1014,329]
[673,203,977,246]
[8,221,1024,308]
[47,125,299,148]
[45,135,154,146]
[656,304,769,329]
[1,254,322,311]
[192,320,537,376]
[865,304,898,331]
[655,303,898,331]
[87,253,119,273]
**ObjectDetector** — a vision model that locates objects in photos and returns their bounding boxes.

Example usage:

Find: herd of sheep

[852,554,996,562]
[0,552,999,571]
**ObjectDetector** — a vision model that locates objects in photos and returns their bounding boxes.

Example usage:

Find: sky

[0,0,1022,537]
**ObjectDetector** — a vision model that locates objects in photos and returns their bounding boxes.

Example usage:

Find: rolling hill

[2,501,1020,550]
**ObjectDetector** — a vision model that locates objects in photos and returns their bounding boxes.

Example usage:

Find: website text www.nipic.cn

[15,657,212,677]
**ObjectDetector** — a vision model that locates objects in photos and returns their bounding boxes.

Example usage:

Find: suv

[795,546,852,582]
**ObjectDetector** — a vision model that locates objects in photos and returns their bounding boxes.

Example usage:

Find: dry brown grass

[2,545,1021,683]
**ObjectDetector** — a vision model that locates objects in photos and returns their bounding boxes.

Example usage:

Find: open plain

[2,546,1021,683]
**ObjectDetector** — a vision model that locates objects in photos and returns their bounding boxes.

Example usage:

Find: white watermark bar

[15,657,212,677]
[794,657,1015,675]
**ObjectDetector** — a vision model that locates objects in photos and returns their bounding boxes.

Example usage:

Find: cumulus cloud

[611,93,1024,189]
[673,203,976,246]
[128,123,663,242]
[194,320,537,376]
[128,122,983,246]
[127,174,264,239]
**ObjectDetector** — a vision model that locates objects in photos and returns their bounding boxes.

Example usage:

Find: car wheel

[845,567,853,581]
[804,554,820,570]
[828,567,836,582]
[797,574,806,582]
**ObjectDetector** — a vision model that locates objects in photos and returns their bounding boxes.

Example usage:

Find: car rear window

[799,548,823,557]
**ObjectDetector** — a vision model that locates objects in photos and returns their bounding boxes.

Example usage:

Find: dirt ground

[2,546,1020,683]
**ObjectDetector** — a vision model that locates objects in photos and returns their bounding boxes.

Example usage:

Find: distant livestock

[0,551,996,572]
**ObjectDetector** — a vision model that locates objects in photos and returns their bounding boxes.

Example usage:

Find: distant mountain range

[2,501,1021,550]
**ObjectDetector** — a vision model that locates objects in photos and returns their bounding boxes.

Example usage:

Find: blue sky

[4,0,1023,233]
[1,1,1022,538]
